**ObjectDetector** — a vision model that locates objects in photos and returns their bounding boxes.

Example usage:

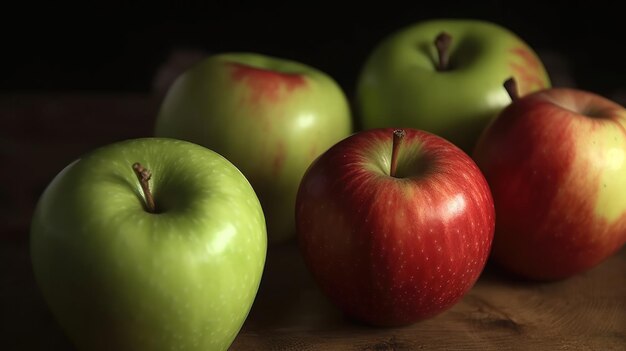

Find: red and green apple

[473,80,626,280]
[356,19,551,152]
[155,52,353,243]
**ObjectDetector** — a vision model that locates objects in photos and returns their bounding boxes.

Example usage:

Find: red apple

[473,79,626,280]
[296,128,495,326]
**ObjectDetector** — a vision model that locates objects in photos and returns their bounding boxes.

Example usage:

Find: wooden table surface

[2,94,625,350]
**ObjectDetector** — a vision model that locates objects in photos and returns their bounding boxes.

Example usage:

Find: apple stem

[435,32,453,71]
[390,129,406,178]
[504,77,520,101]
[132,162,156,213]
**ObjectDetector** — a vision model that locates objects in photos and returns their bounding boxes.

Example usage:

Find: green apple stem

[435,32,453,71]
[390,129,406,178]
[504,77,520,101]
[132,162,156,213]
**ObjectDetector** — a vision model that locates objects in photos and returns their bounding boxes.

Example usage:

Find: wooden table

[2,94,625,350]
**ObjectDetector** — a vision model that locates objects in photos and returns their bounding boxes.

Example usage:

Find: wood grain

[2,94,625,350]
[234,242,626,351]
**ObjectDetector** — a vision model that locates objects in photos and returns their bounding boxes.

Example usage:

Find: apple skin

[296,128,495,326]
[356,19,551,152]
[473,88,626,280]
[155,52,353,243]
[30,138,267,351]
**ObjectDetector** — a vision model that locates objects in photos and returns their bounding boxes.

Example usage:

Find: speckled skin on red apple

[473,88,626,280]
[296,128,495,326]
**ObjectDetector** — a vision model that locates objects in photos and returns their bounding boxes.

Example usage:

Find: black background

[3,2,625,97]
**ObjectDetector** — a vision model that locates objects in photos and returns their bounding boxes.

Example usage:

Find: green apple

[155,52,352,243]
[356,19,551,152]
[30,138,267,351]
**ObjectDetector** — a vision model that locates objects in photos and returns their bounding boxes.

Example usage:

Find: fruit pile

[30,19,626,350]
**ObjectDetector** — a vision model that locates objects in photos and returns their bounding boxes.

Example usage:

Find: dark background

[2,4,626,350]
[2,2,625,98]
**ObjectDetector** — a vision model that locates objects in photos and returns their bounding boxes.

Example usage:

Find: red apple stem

[504,77,520,101]
[132,162,156,213]
[435,32,453,71]
[390,129,406,178]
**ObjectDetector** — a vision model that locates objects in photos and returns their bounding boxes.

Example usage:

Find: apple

[296,128,495,326]
[356,19,551,152]
[154,52,353,243]
[473,79,626,280]
[30,138,267,351]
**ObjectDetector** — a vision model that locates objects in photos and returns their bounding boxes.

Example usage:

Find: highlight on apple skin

[296,128,495,326]
[30,138,267,351]
[154,52,353,244]
[473,80,626,280]
[356,18,551,152]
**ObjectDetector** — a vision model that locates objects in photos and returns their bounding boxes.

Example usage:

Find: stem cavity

[390,129,406,178]
[435,32,453,71]
[132,162,156,213]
